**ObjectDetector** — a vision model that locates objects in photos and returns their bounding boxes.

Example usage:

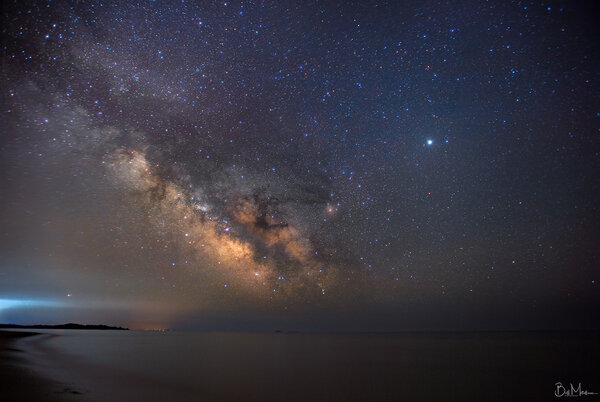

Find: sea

[9,330,600,401]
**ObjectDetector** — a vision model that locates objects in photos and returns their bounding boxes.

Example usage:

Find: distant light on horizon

[0,298,65,311]
[0,0,596,333]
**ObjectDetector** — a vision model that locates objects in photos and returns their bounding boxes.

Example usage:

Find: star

[0,0,596,333]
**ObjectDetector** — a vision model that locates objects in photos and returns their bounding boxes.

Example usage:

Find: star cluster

[1,0,598,329]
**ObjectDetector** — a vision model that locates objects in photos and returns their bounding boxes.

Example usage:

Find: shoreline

[0,330,83,401]
[1,329,598,401]
[0,329,211,401]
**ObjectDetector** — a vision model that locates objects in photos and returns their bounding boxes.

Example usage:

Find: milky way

[1,1,598,330]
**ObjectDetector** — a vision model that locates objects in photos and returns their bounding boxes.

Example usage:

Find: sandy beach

[1,0,598,398]
[0,331,82,401]
[0,330,208,401]
[1,329,599,401]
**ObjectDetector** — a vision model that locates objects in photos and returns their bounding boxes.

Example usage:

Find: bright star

[427,139,433,145]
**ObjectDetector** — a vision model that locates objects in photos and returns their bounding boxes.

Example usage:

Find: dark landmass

[0,323,129,330]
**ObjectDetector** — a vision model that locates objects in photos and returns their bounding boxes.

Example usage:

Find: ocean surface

[9,330,600,401]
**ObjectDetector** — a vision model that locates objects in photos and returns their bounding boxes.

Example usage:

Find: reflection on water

[16,330,600,401]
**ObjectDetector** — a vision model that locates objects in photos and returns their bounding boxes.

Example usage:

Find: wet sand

[1,329,599,401]
[0,331,82,401]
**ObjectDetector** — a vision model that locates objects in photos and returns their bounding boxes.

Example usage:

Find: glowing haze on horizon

[1,0,598,331]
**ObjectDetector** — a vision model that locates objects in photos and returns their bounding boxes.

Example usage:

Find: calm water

[13,330,600,401]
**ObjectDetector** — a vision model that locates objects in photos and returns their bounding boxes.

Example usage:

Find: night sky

[1,0,598,331]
